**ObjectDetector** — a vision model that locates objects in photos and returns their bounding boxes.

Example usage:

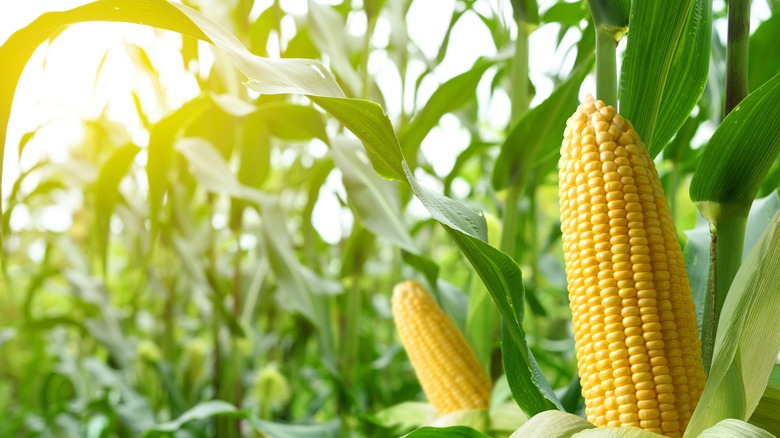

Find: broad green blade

[405,426,491,438]
[618,0,695,146]
[697,419,775,438]
[685,212,780,436]
[509,410,593,438]
[491,58,593,192]
[647,0,711,156]
[690,72,780,211]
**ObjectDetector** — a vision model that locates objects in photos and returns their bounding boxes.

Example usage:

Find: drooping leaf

[618,0,695,147]
[685,212,780,436]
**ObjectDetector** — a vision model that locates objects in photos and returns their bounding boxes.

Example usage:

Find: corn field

[1,0,779,437]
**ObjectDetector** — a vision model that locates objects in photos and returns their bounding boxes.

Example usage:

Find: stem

[595,28,618,107]
[699,204,747,373]
[500,186,521,257]
[724,0,750,116]
[500,16,530,258]
[509,25,529,121]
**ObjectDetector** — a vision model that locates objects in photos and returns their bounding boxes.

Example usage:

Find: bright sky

[1,1,769,244]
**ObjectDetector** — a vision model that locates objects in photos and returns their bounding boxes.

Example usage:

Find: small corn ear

[392,281,491,414]
[558,96,706,437]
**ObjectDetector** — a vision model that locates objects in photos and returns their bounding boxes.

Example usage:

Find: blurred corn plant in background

[0,0,778,437]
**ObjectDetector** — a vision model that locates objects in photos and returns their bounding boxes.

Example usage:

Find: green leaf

[492,57,593,192]
[331,137,417,252]
[430,409,490,432]
[749,13,780,92]
[697,419,775,438]
[311,96,406,182]
[690,72,780,211]
[256,102,328,142]
[399,58,495,164]
[646,0,711,156]
[618,0,695,146]
[305,0,361,96]
[404,163,487,241]
[142,401,340,437]
[261,203,341,353]
[748,387,780,436]
[147,96,211,229]
[502,322,562,415]
[685,212,780,436]
[509,410,594,438]
[94,144,141,272]
[743,190,780,259]
[542,1,589,26]
[769,364,780,389]
[405,426,491,438]
[371,402,437,431]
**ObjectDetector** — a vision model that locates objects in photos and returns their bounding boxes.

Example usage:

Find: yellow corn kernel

[559,96,706,437]
[392,281,491,414]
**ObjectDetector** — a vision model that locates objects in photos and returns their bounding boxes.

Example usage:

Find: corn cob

[392,281,491,414]
[558,96,706,437]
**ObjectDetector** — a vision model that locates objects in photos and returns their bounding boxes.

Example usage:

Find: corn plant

[0,0,778,437]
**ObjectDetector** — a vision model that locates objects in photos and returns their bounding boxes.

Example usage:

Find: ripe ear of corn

[392,281,491,414]
[558,96,706,437]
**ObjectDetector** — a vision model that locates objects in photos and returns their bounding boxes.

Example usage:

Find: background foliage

[1,0,779,437]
